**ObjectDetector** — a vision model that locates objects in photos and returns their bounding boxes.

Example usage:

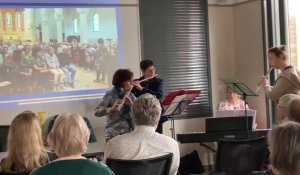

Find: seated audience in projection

[57,45,77,88]
[0,50,3,66]
[0,7,121,96]
[0,111,55,174]
[45,46,65,91]
[31,113,113,175]
[104,93,180,175]
[218,86,249,111]
[95,69,136,141]
[268,122,300,175]
[11,49,33,93]
[32,47,51,92]
[23,45,34,63]
[276,94,300,124]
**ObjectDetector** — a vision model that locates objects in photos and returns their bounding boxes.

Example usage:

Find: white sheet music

[215,110,257,129]
[162,95,188,116]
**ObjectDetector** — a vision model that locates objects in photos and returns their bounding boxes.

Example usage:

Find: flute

[138,74,159,83]
[255,68,273,94]
[112,86,134,111]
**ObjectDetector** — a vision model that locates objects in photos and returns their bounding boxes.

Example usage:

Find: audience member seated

[0,111,54,174]
[57,46,76,88]
[268,122,300,175]
[31,47,50,92]
[218,87,249,110]
[31,113,113,175]
[11,49,33,93]
[45,47,64,91]
[287,97,300,123]
[277,94,300,124]
[103,93,180,175]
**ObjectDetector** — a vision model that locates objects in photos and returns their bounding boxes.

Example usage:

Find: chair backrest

[0,172,29,175]
[43,115,97,143]
[215,136,268,175]
[0,125,10,152]
[106,153,173,175]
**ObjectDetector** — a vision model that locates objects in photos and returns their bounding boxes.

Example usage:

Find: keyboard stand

[199,142,216,152]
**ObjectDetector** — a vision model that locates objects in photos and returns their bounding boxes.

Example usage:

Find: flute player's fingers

[259,76,269,87]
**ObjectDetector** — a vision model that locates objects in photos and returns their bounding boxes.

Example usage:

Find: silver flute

[255,68,273,94]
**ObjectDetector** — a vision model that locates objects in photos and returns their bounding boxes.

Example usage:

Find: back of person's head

[133,93,161,127]
[288,98,300,123]
[12,49,23,63]
[269,122,300,175]
[97,38,104,45]
[32,47,42,58]
[0,110,48,172]
[112,69,133,88]
[140,59,154,72]
[277,94,300,123]
[48,113,90,157]
[268,45,287,58]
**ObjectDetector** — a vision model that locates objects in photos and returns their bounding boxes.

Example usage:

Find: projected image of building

[0,8,119,95]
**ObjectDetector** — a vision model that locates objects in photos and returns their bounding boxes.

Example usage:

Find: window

[263,0,299,126]
[287,0,300,69]
[17,13,21,29]
[140,0,212,118]
[93,13,99,32]
[73,18,78,34]
[5,13,12,28]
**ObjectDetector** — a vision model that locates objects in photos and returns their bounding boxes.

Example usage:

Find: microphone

[255,68,273,94]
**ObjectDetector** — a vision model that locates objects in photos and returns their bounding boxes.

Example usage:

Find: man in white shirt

[103,93,180,175]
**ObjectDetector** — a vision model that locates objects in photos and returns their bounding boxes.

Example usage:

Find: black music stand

[162,93,198,139]
[221,79,257,138]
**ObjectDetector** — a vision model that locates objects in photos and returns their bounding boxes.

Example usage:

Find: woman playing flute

[259,45,300,103]
[95,69,135,141]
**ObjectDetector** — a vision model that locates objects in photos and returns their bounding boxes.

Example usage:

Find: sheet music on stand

[220,79,258,137]
[161,90,201,139]
[161,90,201,116]
[220,79,257,97]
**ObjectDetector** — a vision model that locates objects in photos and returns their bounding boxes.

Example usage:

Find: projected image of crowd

[0,38,118,95]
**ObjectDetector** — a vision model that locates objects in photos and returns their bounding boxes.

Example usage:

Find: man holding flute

[131,59,166,133]
[131,59,163,100]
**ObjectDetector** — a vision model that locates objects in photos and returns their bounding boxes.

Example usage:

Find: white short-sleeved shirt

[103,126,180,175]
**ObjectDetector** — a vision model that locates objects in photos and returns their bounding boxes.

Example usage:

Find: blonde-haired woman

[31,113,113,175]
[269,122,300,175]
[0,111,51,174]
[260,45,300,102]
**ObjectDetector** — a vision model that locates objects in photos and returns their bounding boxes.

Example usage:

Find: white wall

[234,1,267,128]
[208,6,237,111]
[163,0,266,166]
